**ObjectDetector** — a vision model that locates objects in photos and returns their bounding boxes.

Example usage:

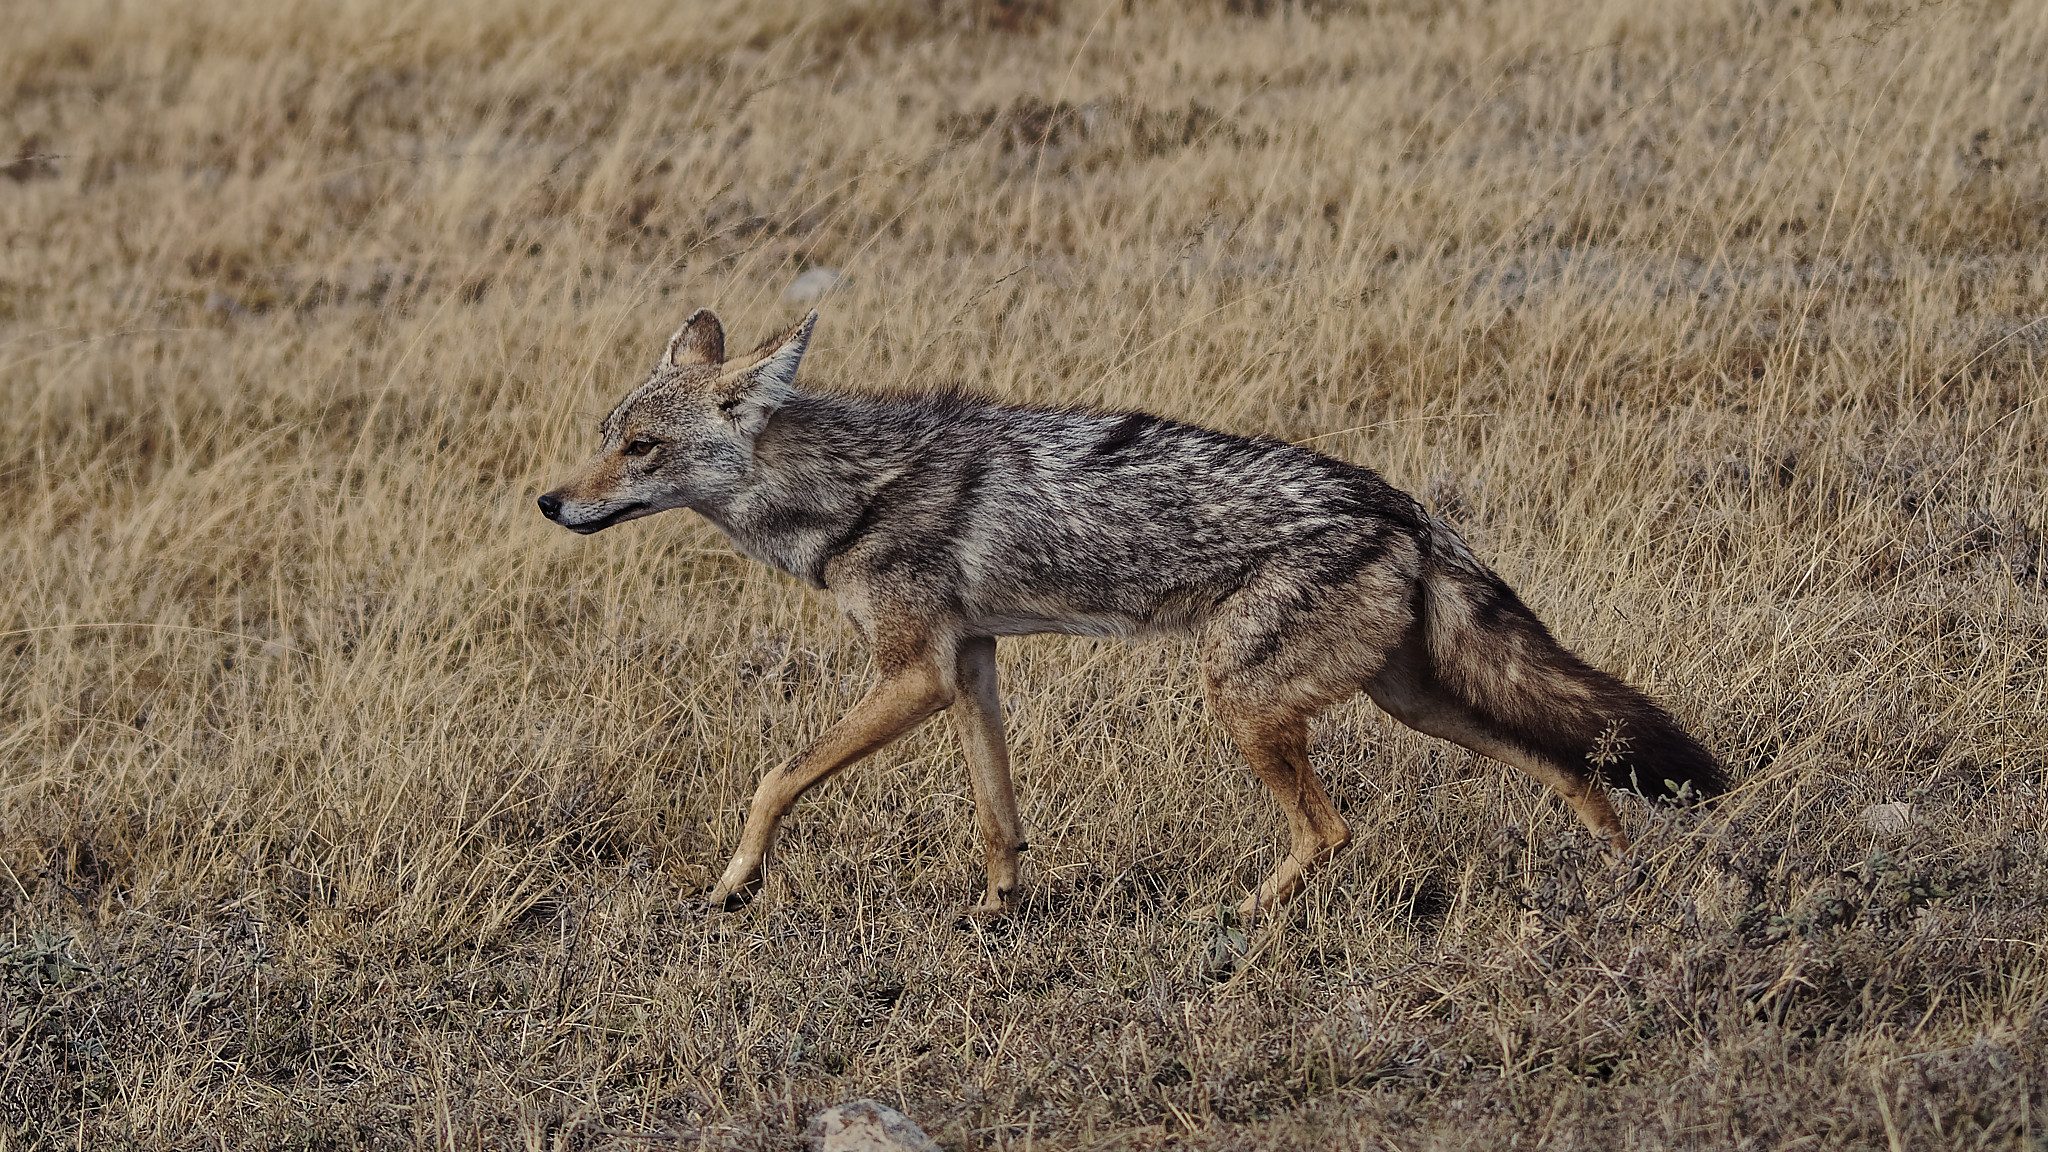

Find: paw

[954,885,1016,926]
[706,854,766,911]
[702,882,758,912]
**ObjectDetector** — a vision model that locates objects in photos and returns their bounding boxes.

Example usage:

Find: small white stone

[808,1099,940,1152]
[1862,802,1917,836]
[785,267,844,304]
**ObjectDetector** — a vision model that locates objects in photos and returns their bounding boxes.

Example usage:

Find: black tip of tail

[1604,709,1727,804]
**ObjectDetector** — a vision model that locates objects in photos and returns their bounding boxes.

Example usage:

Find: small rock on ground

[808,1099,940,1152]
[1862,802,1919,836]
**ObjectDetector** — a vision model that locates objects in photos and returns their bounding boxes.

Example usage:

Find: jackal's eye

[621,438,659,457]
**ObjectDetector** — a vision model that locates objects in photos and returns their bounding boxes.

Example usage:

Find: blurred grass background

[2,0,2044,1147]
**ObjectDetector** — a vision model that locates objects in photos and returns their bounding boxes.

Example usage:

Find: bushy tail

[1418,520,1726,803]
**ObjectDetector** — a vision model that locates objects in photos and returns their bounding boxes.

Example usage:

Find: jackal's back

[728,389,1429,638]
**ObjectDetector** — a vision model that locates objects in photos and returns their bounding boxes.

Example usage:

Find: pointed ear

[716,311,817,436]
[664,308,724,368]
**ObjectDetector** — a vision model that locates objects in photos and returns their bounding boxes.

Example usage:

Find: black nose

[536,493,562,521]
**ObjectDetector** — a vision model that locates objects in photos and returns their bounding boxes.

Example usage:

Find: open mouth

[565,502,651,534]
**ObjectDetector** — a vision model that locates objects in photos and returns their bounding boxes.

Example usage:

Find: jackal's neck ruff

[690,392,922,591]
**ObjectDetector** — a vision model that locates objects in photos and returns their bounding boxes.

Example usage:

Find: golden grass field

[4,0,2046,1147]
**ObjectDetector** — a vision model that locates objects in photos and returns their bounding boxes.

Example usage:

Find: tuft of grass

[3,0,2046,1147]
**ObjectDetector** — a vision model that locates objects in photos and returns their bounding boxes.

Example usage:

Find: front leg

[708,654,955,908]
[951,636,1025,915]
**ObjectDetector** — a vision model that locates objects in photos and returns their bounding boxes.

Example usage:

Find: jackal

[539,309,1725,920]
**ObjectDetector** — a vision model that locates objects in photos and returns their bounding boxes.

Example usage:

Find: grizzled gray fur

[540,309,1725,921]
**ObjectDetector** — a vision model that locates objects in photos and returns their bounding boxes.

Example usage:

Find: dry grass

[4,0,2047,1147]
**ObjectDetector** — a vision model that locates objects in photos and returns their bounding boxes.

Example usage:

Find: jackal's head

[538,308,816,534]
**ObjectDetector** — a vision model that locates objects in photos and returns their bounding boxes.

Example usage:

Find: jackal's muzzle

[536,491,647,535]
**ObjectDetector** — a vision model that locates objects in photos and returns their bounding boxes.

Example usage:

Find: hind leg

[1201,554,1419,921]
[1365,630,1628,849]
[1206,695,1352,921]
